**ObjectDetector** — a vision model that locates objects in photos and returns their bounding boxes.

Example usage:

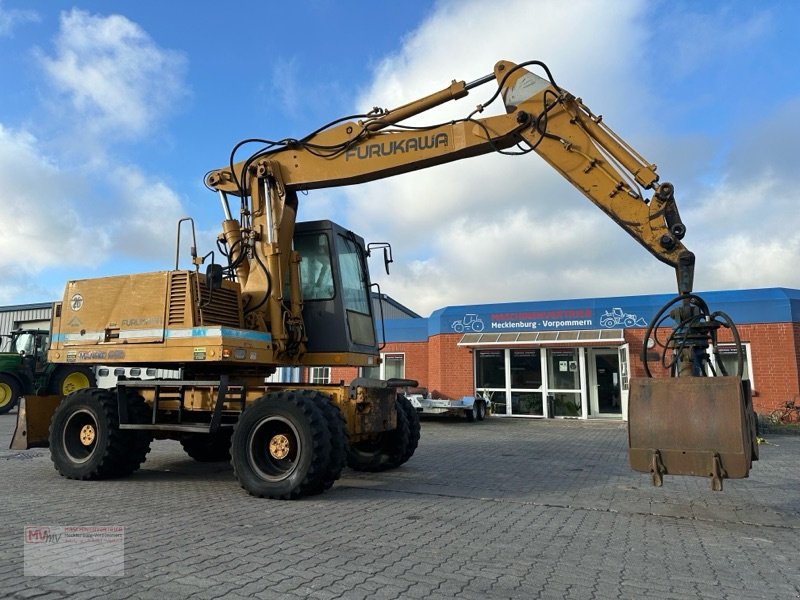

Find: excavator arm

[206,60,694,298]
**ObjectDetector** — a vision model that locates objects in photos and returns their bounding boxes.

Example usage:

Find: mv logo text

[25,527,61,544]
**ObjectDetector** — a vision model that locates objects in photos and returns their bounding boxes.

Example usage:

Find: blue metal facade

[382,288,800,342]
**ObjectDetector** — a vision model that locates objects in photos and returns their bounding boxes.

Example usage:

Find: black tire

[397,394,420,465]
[180,430,233,462]
[347,394,418,472]
[231,390,333,499]
[465,404,478,422]
[47,365,97,396]
[118,389,153,473]
[476,400,487,421]
[305,392,347,495]
[49,388,151,480]
[0,373,21,415]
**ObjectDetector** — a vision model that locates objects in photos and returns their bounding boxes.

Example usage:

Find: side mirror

[206,263,224,291]
[367,242,394,275]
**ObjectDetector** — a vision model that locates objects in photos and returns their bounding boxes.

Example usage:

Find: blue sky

[1,0,799,315]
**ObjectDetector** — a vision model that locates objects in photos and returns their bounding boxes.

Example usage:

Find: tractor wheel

[230,391,333,499]
[180,430,233,462]
[49,388,150,480]
[0,374,21,415]
[47,365,97,396]
[347,394,418,472]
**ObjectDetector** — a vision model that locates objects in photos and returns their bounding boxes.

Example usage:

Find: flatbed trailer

[406,393,489,422]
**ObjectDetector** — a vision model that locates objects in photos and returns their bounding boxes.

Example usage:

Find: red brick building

[328,288,800,419]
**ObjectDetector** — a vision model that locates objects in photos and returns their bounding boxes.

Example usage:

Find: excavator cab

[627,295,759,490]
[294,220,378,358]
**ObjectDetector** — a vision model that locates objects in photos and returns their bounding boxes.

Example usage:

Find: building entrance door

[588,349,621,417]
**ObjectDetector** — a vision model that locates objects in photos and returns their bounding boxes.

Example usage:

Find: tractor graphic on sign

[599,307,647,328]
[451,313,485,333]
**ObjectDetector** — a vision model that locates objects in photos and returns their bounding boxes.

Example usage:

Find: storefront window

[548,349,580,390]
[512,392,543,416]
[510,349,541,389]
[476,350,506,413]
[550,392,581,417]
[476,350,505,388]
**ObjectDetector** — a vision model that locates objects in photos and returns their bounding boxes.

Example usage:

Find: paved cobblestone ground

[1,411,798,600]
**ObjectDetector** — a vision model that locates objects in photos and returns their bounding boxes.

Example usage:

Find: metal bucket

[628,376,757,490]
[9,395,62,450]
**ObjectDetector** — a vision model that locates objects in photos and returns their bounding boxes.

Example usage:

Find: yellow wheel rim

[0,383,12,408]
[62,372,91,395]
[79,424,96,446]
[269,434,291,460]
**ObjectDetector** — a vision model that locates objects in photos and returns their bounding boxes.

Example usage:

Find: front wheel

[49,388,150,480]
[231,391,335,499]
[0,374,21,415]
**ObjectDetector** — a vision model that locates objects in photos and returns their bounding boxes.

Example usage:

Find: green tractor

[0,328,96,415]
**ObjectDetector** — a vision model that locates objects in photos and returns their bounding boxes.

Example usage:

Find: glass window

[384,354,405,380]
[551,392,581,417]
[476,350,505,388]
[359,353,404,380]
[310,367,331,384]
[360,365,380,379]
[511,391,543,416]
[510,349,541,389]
[713,344,750,381]
[548,349,580,390]
[296,233,335,301]
[336,234,371,315]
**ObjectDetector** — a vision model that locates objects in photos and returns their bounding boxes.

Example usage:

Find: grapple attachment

[628,376,758,490]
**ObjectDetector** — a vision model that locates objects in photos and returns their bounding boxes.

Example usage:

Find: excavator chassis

[628,376,758,491]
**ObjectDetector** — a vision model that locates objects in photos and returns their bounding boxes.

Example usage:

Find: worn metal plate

[628,376,754,486]
[9,395,62,450]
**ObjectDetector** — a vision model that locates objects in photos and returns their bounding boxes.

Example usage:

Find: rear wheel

[0,374,21,415]
[49,388,151,480]
[47,366,97,396]
[231,391,334,499]
[347,394,419,472]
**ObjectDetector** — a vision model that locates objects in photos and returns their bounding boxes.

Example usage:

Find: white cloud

[0,124,110,300]
[38,9,187,141]
[0,1,39,37]
[0,10,193,305]
[105,166,188,263]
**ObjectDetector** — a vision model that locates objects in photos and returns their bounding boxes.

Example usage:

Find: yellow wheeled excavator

[12,59,757,497]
